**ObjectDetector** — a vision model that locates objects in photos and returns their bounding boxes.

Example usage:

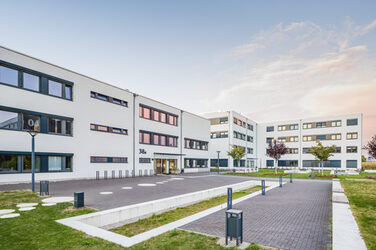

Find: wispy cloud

[203,19,376,145]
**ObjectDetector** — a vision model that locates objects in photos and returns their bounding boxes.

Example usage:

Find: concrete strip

[332,181,367,250]
[332,192,349,204]
[57,181,279,248]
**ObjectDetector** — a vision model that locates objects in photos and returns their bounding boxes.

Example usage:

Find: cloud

[203,19,376,144]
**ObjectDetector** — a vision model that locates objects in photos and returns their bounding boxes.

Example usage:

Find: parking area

[0,174,254,210]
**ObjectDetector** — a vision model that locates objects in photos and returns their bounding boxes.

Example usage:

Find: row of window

[211,131,228,139]
[184,158,208,168]
[302,146,358,154]
[90,123,128,135]
[266,159,358,168]
[184,138,208,151]
[90,91,128,107]
[90,156,128,163]
[210,117,228,125]
[139,130,178,147]
[0,153,72,173]
[0,62,73,100]
[278,124,299,131]
[278,136,299,143]
[0,108,72,136]
[139,158,151,164]
[302,133,358,141]
[267,119,359,132]
[139,104,178,126]
[233,117,254,131]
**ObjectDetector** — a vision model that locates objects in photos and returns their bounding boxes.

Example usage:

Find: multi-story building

[203,111,257,169]
[205,112,362,171]
[0,46,210,184]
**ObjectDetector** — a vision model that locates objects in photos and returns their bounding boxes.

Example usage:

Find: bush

[362,162,376,170]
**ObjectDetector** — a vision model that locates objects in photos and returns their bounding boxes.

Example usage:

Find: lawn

[226,169,376,180]
[341,180,376,250]
[111,185,262,236]
[0,189,264,250]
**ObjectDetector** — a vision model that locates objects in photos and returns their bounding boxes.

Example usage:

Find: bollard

[132,170,135,177]
[227,187,233,210]
[150,169,153,176]
[74,192,84,208]
[126,170,129,178]
[279,175,282,187]
[40,180,49,196]
[119,170,122,179]
[139,169,142,176]
[290,173,292,183]
[104,171,107,180]
[261,180,265,195]
[96,171,99,180]
[112,170,115,179]
[144,169,148,176]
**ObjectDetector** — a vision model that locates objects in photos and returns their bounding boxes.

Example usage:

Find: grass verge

[111,185,262,237]
[341,180,376,249]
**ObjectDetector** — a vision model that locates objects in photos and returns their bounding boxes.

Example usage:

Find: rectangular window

[22,155,40,172]
[48,80,62,97]
[210,159,228,167]
[278,160,298,167]
[48,156,63,171]
[266,160,274,167]
[91,91,127,107]
[160,112,166,123]
[143,132,150,144]
[0,110,19,130]
[219,117,228,124]
[346,160,357,168]
[303,160,341,168]
[97,93,108,101]
[316,135,326,140]
[23,73,40,91]
[152,110,160,122]
[184,138,208,150]
[140,104,177,126]
[303,123,312,129]
[0,154,18,172]
[346,146,357,153]
[266,126,274,132]
[346,132,358,140]
[347,119,358,126]
[266,137,273,143]
[22,114,40,131]
[48,118,62,134]
[139,158,151,163]
[140,130,177,147]
[90,123,127,135]
[0,65,18,86]
[64,86,72,100]
[91,156,127,163]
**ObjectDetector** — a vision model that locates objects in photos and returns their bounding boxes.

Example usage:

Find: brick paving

[180,181,332,250]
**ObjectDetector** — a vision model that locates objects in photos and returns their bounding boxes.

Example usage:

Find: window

[266,137,273,143]
[290,124,299,130]
[90,123,127,135]
[278,125,286,131]
[23,73,40,91]
[91,156,127,163]
[185,158,208,168]
[247,123,253,131]
[140,130,177,147]
[22,155,40,172]
[210,159,228,167]
[140,104,178,126]
[316,122,326,128]
[152,110,160,122]
[0,110,19,130]
[316,135,326,140]
[303,160,341,168]
[211,131,228,139]
[48,156,71,171]
[266,126,274,132]
[287,148,299,154]
[347,132,358,140]
[0,154,18,172]
[220,117,228,124]
[303,123,312,129]
[347,146,357,153]
[303,136,312,141]
[347,119,358,126]
[91,91,128,107]
[185,138,208,150]
[331,120,341,127]
[49,118,62,134]
[247,135,253,142]
[278,160,298,167]
[233,117,245,127]
[139,158,151,163]
[330,134,341,140]
[266,160,274,167]
[22,114,40,131]
[346,160,357,168]
[278,137,286,142]
[48,80,62,97]
[0,65,18,86]
[65,86,72,100]
[247,148,253,154]
[160,112,166,123]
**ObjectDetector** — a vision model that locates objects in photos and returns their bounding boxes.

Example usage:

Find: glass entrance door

[156,159,167,174]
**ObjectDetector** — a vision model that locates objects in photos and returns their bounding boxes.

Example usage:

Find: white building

[204,112,362,171]
[203,111,257,169]
[0,46,210,184]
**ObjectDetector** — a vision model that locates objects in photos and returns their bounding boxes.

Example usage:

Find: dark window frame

[139,104,178,126]
[90,123,128,135]
[90,91,128,107]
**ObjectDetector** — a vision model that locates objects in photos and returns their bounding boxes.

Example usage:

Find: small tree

[362,155,367,162]
[228,145,246,168]
[266,140,288,174]
[309,141,336,175]
[363,135,376,160]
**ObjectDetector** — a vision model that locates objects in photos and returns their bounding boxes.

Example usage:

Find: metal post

[290,173,292,183]
[227,187,232,210]
[31,135,35,192]
[261,180,265,195]
[279,175,282,187]
[217,151,220,174]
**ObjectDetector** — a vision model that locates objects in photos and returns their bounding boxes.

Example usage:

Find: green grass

[341,180,376,250]
[0,189,265,250]
[210,168,232,172]
[225,169,376,180]
[111,185,262,237]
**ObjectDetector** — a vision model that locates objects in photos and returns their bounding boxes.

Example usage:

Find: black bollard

[279,175,282,187]
[261,180,265,195]
[290,173,292,183]
[227,187,232,210]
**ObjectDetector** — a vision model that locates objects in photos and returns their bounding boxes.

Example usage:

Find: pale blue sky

[1,0,376,142]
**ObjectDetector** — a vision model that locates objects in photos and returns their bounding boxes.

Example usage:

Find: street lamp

[216,151,220,174]
[27,131,38,192]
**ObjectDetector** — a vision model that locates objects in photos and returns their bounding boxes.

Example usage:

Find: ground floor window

[303,160,341,168]
[0,152,72,173]
[91,156,127,163]
[278,160,298,167]
[139,158,151,163]
[346,160,357,168]
[184,158,208,168]
[266,160,274,167]
[233,160,245,167]
[210,159,228,167]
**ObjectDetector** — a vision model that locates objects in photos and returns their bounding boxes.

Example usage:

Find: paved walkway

[181,181,332,250]
[0,174,255,210]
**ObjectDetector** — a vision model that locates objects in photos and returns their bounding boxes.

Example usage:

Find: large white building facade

[0,46,210,184]
[204,112,362,171]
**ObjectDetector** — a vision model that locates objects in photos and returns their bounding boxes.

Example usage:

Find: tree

[266,140,288,174]
[362,155,367,162]
[363,135,376,160]
[309,141,336,175]
[228,145,246,168]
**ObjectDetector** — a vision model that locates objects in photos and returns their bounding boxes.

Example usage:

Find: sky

[1,0,376,148]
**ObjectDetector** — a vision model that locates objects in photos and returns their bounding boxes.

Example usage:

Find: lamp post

[216,151,220,174]
[27,131,38,192]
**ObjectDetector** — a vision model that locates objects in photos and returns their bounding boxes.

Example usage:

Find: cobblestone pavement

[181,181,332,250]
